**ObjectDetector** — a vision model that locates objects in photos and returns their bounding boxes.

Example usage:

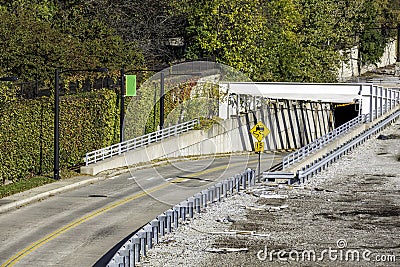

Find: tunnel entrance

[333,103,359,128]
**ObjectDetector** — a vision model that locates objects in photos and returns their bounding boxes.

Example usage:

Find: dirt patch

[212,236,249,248]
[377,152,388,155]
[377,134,400,140]
[230,220,263,232]
[255,197,287,206]
[317,207,400,220]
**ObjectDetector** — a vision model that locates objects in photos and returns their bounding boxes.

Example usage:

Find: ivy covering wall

[0,89,119,183]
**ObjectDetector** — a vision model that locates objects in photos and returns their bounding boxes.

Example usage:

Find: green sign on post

[125,75,136,96]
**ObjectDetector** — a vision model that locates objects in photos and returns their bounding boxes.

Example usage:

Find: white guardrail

[283,102,397,171]
[282,114,368,170]
[298,108,400,182]
[85,119,199,166]
[107,169,256,267]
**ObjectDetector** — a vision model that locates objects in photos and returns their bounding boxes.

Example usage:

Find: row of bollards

[107,169,256,267]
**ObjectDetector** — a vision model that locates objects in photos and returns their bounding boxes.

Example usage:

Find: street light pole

[54,67,108,180]
[160,72,165,129]
[54,69,60,180]
[120,68,125,143]
[397,24,400,63]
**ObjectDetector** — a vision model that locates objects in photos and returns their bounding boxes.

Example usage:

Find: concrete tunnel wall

[165,100,333,157]
[82,99,333,175]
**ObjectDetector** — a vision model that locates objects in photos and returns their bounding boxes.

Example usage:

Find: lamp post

[120,68,125,143]
[160,72,165,130]
[54,68,108,180]
[397,24,400,63]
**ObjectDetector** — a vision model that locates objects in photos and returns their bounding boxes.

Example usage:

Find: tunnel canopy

[222,82,364,103]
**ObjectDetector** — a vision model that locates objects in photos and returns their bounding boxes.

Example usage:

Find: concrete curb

[0,176,107,214]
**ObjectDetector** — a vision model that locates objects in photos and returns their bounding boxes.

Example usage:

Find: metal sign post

[250,122,269,182]
[257,151,261,182]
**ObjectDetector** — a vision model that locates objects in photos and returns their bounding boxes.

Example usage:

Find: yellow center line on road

[170,159,259,183]
[183,159,259,178]
[1,181,170,267]
[1,156,274,266]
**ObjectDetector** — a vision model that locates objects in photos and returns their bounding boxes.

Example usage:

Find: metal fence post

[201,190,208,207]
[180,201,187,221]
[194,193,202,212]
[150,220,159,244]
[165,210,173,233]
[144,224,153,249]
[208,187,215,203]
[240,173,246,190]
[235,174,240,192]
[187,197,194,218]
[222,180,228,198]
[132,235,140,264]
[215,183,222,202]
[173,205,180,228]
[229,177,234,195]
[138,231,146,257]
[158,215,166,236]
[128,243,134,267]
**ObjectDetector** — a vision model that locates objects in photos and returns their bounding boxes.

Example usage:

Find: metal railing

[85,119,199,165]
[282,114,368,170]
[298,109,400,182]
[106,169,256,267]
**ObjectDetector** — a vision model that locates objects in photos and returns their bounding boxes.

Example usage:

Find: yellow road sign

[254,141,264,152]
[250,122,270,141]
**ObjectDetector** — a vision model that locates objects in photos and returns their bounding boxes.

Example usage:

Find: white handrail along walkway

[85,119,199,166]
[282,114,367,170]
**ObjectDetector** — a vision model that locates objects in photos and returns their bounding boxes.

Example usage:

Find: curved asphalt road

[0,153,283,267]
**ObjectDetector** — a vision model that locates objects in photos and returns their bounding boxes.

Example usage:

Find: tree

[0,0,57,21]
[67,0,186,67]
[355,0,396,66]
[171,0,275,80]
[173,0,342,82]
[171,0,399,82]
[0,1,143,82]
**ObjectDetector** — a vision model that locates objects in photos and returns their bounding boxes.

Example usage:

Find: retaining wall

[81,100,332,175]
[338,39,397,82]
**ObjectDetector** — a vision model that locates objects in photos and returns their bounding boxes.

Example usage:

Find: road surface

[0,152,282,267]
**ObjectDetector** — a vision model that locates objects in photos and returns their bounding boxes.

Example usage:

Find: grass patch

[0,176,55,199]
[61,168,81,179]
[194,117,223,131]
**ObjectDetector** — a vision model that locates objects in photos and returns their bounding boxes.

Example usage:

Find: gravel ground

[140,120,400,267]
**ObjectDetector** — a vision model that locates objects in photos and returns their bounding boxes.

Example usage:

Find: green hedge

[0,89,119,183]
